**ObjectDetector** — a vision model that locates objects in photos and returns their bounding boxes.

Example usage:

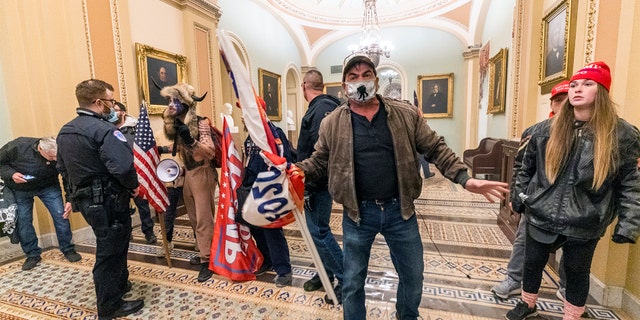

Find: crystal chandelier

[348,0,392,67]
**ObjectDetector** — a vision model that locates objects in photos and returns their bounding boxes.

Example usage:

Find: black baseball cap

[342,53,377,81]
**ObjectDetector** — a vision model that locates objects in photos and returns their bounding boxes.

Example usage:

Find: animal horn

[192,92,208,102]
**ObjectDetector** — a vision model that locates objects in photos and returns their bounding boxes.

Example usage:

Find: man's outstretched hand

[464,178,509,203]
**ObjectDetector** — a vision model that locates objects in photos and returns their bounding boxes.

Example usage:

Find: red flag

[133,102,170,212]
[210,119,264,281]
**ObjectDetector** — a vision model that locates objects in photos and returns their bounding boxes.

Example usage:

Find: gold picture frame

[135,43,187,115]
[323,82,346,103]
[258,68,282,121]
[417,73,454,118]
[488,48,508,114]
[538,0,577,93]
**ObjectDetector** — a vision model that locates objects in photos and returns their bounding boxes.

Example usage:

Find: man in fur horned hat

[161,83,219,282]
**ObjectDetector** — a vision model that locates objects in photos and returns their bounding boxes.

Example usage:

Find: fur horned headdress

[161,83,207,141]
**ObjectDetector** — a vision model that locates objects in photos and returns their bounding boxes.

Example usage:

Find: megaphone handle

[172,139,178,157]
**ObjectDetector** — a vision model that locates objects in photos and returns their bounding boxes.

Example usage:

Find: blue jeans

[134,197,154,236]
[342,199,424,320]
[14,184,74,257]
[304,189,343,283]
[250,226,291,276]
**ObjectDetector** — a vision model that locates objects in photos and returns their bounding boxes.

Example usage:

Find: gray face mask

[346,80,377,103]
[105,107,118,123]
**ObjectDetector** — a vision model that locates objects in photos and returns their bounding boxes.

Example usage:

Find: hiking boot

[505,301,538,320]
[63,250,82,262]
[274,272,292,287]
[324,282,342,305]
[155,242,174,257]
[190,256,201,265]
[145,232,158,244]
[197,262,213,282]
[254,263,272,276]
[22,256,41,270]
[492,276,521,299]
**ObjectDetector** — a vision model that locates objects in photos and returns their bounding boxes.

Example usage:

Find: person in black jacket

[297,69,344,303]
[0,136,81,270]
[57,79,143,319]
[506,62,640,320]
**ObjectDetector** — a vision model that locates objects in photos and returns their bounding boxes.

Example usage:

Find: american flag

[134,102,169,213]
[210,119,263,281]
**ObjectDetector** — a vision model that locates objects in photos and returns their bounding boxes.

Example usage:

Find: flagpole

[157,210,172,268]
[292,207,337,304]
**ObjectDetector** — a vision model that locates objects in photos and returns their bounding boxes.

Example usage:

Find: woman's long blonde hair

[544,84,618,190]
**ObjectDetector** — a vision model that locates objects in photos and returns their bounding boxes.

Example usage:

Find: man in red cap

[548,80,570,118]
[491,79,570,300]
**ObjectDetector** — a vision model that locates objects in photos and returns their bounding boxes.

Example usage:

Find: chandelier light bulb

[347,0,392,67]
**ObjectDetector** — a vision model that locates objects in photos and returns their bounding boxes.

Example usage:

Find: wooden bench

[463,137,504,180]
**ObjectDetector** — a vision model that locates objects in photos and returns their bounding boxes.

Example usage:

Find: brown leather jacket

[297,95,470,223]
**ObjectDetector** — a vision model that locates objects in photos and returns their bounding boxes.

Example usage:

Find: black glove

[304,190,313,212]
[612,234,635,244]
[174,118,195,146]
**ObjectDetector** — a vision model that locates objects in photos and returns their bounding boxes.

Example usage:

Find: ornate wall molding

[111,0,127,104]
[510,0,525,138]
[168,0,222,22]
[584,0,597,64]
[82,0,95,78]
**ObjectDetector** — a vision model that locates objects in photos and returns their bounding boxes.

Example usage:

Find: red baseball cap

[550,80,570,100]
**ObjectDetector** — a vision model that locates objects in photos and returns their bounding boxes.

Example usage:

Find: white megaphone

[156,159,183,183]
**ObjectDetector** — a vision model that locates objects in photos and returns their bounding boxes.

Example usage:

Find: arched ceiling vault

[253,0,491,65]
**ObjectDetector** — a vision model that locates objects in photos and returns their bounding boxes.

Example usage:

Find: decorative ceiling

[260,0,490,61]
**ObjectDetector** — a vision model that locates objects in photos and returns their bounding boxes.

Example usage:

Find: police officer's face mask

[104,107,118,123]
[345,80,377,103]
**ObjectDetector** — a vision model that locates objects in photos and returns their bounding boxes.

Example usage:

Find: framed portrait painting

[488,48,508,114]
[258,68,281,121]
[135,43,187,114]
[538,0,577,93]
[417,73,453,118]
[323,82,346,103]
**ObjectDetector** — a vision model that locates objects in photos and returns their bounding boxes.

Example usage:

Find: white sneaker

[155,242,174,257]
[491,276,521,299]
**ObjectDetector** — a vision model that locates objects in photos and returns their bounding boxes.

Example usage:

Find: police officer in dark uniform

[56,79,144,319]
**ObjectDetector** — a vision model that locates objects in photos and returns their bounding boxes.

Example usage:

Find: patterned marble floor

[0,167,633,319]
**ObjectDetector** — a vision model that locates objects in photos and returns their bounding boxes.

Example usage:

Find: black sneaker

[22,256,41,271]
[304,274,334,292]
[190,256,201,265]
[324,283,342,305]
[505,301,538,320]
[145,233,158,244]
[304,274,323,291]
[63,250,82,262]
[197,263,213,282]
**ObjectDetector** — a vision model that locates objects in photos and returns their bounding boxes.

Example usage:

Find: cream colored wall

[0,0,92,233]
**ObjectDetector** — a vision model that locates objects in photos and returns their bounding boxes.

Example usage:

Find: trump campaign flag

[210,119,263,281]
[134,102,170,213]
[217,29,302,228]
